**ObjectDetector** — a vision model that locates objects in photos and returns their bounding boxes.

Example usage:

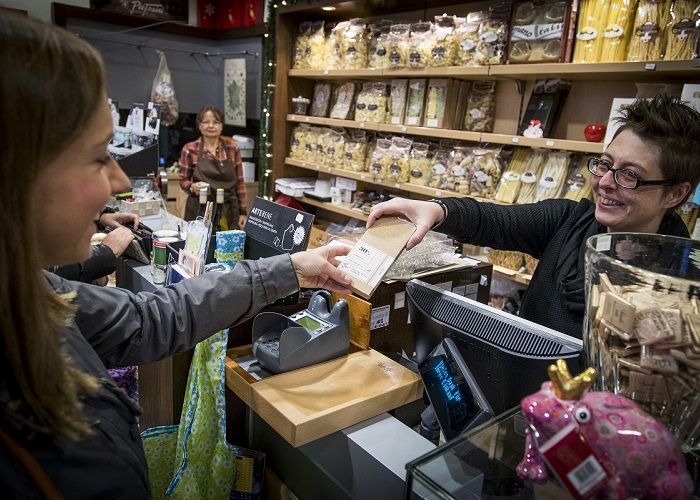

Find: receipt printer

[251,290,350,373]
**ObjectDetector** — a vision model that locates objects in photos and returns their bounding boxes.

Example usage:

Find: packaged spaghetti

[409,142,432,186]
[455,12,488,66]
[663,0,699,60]
[388,23,411,68]
[494,147,531,203]
[572,0,610,63]
[626,0,672,61]
[598,0,637,62]
[561,154,595,201]
[409,21,433,68]
[533,150,570,202]
[516,148,547,204]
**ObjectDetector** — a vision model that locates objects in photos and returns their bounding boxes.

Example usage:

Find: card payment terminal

[252,290,350,373]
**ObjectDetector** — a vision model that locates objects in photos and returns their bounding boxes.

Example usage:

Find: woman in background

[0,11,350,497]
[179,106,248,229]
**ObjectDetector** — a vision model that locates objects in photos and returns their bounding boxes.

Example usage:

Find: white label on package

[394,291,405,309]
[335,177,357,191]
[370,305,391,330]
[339,241,393,288]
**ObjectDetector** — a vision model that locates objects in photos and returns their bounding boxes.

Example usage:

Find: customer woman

[179,106,248,229]
[367,94,700,339]
[0,12,350,497]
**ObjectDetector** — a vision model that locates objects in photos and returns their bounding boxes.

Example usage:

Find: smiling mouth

[599,195,623,207]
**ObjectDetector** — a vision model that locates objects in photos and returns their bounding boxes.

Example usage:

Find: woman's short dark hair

[612,93,700,189]
[196,105,224,124]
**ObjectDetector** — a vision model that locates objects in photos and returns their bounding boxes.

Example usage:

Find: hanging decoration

[224,58,247,127]
[258,0,299,198]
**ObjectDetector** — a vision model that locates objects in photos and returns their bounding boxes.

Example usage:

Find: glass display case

[405,408,566,499]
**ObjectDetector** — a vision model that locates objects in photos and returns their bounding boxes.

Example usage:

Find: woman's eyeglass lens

[587,158,675,189]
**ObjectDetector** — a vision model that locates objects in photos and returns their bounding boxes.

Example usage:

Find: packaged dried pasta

[427,144,452,188]
[310,82,332,118]
[561,153,595,201]
[509,1,571,63]
[384,137,413,183]
[355,82,387,123]
[325,127,347,168]
[470,147,504,198]
[664,0,699,61]
[405,79,427,126]
[424,79,449,128]
[344,129,368,172]
[475,3,512,65]
[369,20,393,69]
[307,21,327,70]
[533,150,570,202]
[516,148,547,204]
[330,82,357,120]
[329,21,350,69]
[429,15,457,67]
[409,21,433,68]
[369,138,392,178]
[312,126,328,164]
[389,23,411,68]
[292,22,312,69]
[343,18,369,69]
[463,80,496,132]
[455,12,488,66]
[494,147,531,203]
[443,146,472,194]
[572,0,610,63]
[598,0,637,62]
[289,124,309,159]
[409,142,432,186]
[388,79,408,125]
[626,0,672,61]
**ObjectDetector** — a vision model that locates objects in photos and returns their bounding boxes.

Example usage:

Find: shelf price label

[435,190,442,196]
[511,137,520,144]
[644,63,656,71]
[546,140,554,147]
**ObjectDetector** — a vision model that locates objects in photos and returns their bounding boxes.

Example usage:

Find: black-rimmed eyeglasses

[587,157,676,190]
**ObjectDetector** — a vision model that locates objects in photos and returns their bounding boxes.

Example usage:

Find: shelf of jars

[285,157,504,203]
[289,60,700,83]
[287,115,603,155]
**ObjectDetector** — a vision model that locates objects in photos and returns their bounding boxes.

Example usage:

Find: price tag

[546,140,554,147]
[435,190,442,196]
[304,117,309,122]
[323,69,329,75]
[512,137,520,143]
[401,126,407,132]
[539,424,609,500]
[394,183,401,188]
[360,174,366,180]
[359,122,366,128]
[644,63,656,71]
[315,165,320,170]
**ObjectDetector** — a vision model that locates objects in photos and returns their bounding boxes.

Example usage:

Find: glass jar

[584,233,700,452]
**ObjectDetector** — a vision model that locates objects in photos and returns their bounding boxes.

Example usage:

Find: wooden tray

[225,346,423,447]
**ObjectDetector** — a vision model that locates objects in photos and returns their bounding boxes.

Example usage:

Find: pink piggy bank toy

[516,360,693,499]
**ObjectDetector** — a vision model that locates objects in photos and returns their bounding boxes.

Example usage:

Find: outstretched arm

[366,198,445,249]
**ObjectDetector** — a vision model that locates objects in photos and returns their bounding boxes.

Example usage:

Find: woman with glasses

[368,94,700,339]
[179,106,248,229]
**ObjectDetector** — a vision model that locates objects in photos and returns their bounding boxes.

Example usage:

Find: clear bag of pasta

[368,20,393,69]
[409,21,433,68]
[572,0,610,63]
[355,82,387,123]
[664,0,698,61]
[426,144,452,188]
[289,124,310,159]
[470,146,504,198]
[369,138,392,178]
[343,18,369,69]
[329,21,350,69]
[463,80,497,132]
[626,0,672,62]
[312,127,329,165]
[325,127,347,168]
[429,15,457,67]
[561,153,595,201]
[307,21,327,70]
[475,3,511,65]
[455,11,488,66]
[384,137,413,183]
[516,148,548,204]
[344,129,369,172]
[598,0,636,62]
[408,142,432,186]
[292,22,312,69]
[494,147,531,203]
[443,145,472,194]
[533,150,571,202]
[388,23,411,68]
[388,79,408,125]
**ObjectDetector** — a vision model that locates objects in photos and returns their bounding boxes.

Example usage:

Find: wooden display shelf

[298,197,369,221]
[224,346,423,447]
[287,116,602,154]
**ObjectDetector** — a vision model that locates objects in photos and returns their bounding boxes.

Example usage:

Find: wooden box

[225,346,422,447]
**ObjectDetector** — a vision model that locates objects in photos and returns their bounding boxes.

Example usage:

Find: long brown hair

[0,12,103,440]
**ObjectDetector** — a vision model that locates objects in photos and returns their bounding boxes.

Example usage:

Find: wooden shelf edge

[52,3,265,40]
[297,197,369,221]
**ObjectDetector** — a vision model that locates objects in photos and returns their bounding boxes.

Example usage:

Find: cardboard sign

[243,197,314,258]
[338,217,416,299]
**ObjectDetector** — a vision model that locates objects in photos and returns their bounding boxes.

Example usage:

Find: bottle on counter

[212,188,228,233]
[152,240,167,284]
[197,187,208,219]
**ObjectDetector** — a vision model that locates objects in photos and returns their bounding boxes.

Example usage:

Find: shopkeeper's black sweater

[437,198,689,339]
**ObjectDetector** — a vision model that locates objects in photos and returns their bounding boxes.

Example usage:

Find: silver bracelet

[427,199,448,229]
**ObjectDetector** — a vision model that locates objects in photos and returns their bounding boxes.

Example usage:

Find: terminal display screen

[295,314,322,332]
